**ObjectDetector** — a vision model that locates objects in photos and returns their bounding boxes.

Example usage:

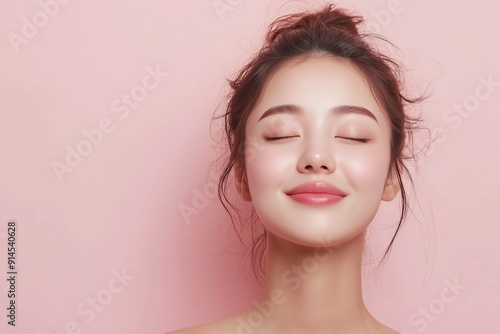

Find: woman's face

[237,56,399,248]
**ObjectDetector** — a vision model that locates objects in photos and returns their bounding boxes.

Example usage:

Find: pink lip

[288,193,344,205]
[286,181,346,196]
[285,181,346,205]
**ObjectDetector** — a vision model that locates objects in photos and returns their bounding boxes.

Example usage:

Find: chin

[265,222,368,249]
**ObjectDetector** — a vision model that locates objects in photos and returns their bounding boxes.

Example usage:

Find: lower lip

[288,193,345,205]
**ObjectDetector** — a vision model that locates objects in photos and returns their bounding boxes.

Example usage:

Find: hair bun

[266,4,363,45]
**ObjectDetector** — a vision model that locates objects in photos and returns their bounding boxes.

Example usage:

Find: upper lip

[285,181,346,196]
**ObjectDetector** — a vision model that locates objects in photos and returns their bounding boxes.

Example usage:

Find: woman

[169,3,424,333]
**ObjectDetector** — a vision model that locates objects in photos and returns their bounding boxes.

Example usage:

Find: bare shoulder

[165,326,201,334]
[165,321,234,334]
[164,325,207,334]
[165,309,252,334]
[376,323,400,334]
[164,329,192,334]
[164,323,216,334]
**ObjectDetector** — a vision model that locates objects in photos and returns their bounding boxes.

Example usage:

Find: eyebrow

[257,104,378,124]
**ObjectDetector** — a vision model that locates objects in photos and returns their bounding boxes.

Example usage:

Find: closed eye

[335,137,369,143]
[264,136,369,143]
[263,136,297,142]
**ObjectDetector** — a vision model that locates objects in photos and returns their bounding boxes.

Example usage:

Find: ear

[234,163,252,201]
[382,164,401,202]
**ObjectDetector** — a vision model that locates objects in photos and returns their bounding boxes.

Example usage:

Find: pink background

[1,0,499,333]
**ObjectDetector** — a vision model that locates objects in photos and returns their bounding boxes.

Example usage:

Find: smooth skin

[168,55,401,334]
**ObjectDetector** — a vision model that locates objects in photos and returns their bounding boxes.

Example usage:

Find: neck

[255,231,378,333]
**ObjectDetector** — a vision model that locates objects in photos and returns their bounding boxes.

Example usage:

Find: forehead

[248,55,389,129]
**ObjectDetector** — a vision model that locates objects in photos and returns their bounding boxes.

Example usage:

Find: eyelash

[264,136,369,143]
[264,136,296,142]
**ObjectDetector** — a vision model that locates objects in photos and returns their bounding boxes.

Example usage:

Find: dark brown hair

[211,3,426,285]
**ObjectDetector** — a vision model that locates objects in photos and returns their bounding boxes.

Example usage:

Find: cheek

[245,146,293,193]
[341,146,391,192]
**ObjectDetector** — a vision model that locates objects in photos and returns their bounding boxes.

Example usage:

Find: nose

[297,136,336,174]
